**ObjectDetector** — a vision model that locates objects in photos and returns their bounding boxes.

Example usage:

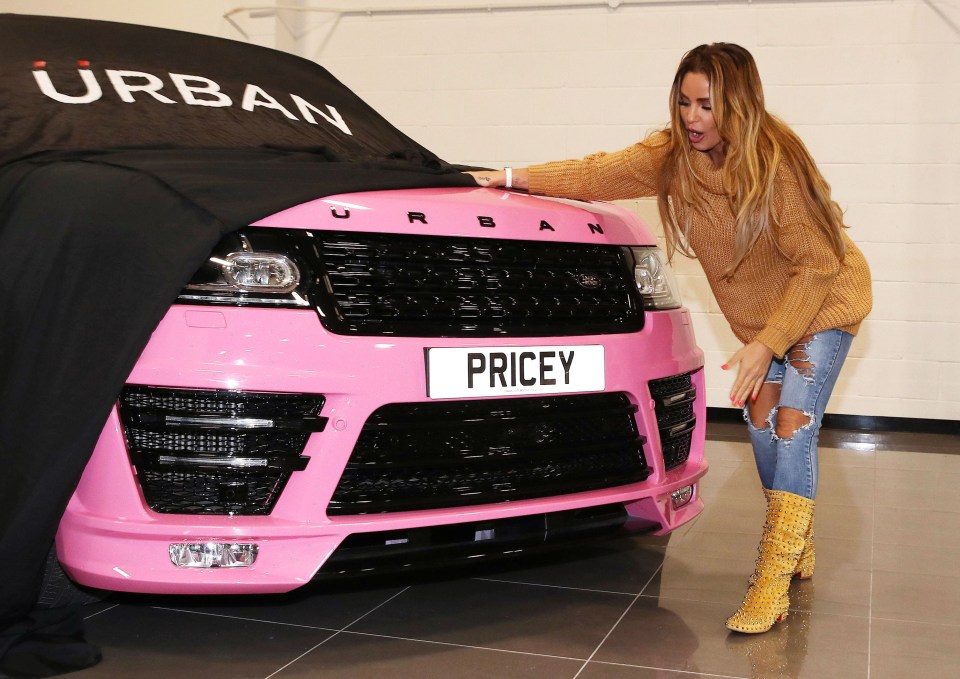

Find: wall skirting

[706,407,960,437]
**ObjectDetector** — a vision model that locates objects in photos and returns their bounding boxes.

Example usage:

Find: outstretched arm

[463,131,670,200]
[464,168,529,190]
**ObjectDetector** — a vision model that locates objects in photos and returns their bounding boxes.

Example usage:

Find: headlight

[179,229,311,307]
[215,252,300,292]
[630,247,682,310]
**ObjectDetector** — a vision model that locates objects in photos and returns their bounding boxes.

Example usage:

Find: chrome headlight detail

[630,247,682,310]
[179,229,311,307]
[217,252,300,292]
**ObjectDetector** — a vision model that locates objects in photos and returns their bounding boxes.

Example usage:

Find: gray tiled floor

[74,423,959,678]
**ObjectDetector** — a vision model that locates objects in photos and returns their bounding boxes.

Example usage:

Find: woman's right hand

[723,340,775,406]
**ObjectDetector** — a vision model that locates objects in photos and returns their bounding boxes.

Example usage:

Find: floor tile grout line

[570,561,664,679]
[867,567,875,678]
[571,592,643,679]
[870,615,960,628]
[150,586,411,633]
[261,587,412,679]
[338,586,412,633]
[471,576,646,597]
[262,634,340,679]
[82,603,119,620]
[150,603,591,665]
[151,605,340,631]
[867,453,877,679]
[628,592,873,621]
[144,589,931,630]
[334,628,587,662]
[590,658,748,679]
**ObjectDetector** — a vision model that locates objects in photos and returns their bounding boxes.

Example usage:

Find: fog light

[671,485,694,509]
[169,542,259,568]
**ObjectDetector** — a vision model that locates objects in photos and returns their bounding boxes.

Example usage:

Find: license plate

[425,345,605,399]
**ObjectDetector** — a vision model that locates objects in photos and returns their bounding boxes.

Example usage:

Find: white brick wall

[14,0,960,422]
[287,0,959,422]
[1,0,241,37]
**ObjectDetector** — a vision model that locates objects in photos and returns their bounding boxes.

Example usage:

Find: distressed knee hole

[787,335,815,382]
[775,407,812,440]
[747,402,775,430]
[747,382,783,430]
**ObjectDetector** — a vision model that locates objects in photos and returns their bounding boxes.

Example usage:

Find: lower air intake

[648,372,697,470]
[119,386,325,515]
[328,392,649,515]
[316,504,631,579]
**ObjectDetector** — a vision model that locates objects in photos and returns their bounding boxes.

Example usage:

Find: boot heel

[794,516,815,579]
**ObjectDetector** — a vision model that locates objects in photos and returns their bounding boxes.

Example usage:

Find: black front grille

[328,392,649,515]
[648,372,698,470]
[119,387,326,515]
[306,232,644,337]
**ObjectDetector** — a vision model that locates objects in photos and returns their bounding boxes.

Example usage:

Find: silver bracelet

[504,167,513,189]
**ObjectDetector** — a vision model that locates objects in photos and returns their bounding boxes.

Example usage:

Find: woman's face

[678,71,725,165]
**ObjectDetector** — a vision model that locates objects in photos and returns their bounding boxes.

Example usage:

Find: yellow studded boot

[726,490,815,634]
[758,489,815,580]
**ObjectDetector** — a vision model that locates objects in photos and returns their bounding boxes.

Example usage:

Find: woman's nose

[684,106,699,124]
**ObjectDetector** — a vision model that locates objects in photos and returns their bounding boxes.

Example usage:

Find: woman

[466,43,872,634]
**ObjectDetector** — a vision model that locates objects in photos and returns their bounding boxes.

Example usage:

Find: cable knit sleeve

[754,172,842,357]
[527,131,670,201]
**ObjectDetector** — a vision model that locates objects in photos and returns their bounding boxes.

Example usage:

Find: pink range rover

[54,184,707,595]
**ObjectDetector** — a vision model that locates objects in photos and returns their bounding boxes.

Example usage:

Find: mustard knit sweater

[528,132,872,358]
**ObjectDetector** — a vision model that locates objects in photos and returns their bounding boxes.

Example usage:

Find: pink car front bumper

[58,305,705,594]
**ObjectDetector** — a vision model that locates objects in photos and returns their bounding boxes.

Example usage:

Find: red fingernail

[721,364,728,370]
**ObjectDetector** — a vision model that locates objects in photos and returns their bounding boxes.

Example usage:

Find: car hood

[253,186,658,246]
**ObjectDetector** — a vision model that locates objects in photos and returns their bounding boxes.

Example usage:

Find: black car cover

[0,14,474,676]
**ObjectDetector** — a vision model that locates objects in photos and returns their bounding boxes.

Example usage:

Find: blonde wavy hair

[656,43,846,275]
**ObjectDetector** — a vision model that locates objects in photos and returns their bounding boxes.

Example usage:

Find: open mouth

[688,129,704,144]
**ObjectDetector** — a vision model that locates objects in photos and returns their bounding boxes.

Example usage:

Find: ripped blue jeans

[745,329,854,499]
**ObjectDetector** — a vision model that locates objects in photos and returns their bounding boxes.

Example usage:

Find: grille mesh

[119,387,324,515]
[122,388,322,418]
[648,372,697,470]
[306,233,643,336]
[127,430,309,456]
[328,392,649,515]
[136,470,290,515]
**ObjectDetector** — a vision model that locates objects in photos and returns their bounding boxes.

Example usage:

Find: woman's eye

[702,105,712,111]
[678,101,689,107]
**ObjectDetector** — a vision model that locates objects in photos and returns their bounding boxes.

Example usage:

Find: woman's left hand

[464,170,503,187]
[723,341,774,407]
